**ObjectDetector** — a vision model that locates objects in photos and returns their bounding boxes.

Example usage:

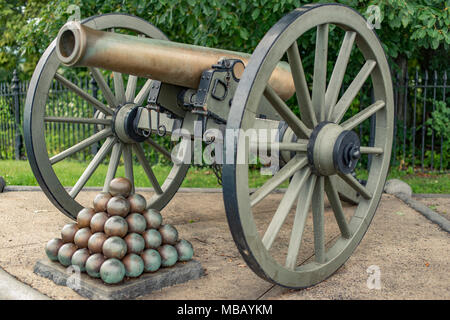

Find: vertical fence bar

[76,77,81,160]
[0,83,5,158]
[441,71,447,172]
[402,70,408,167]
[421,70,428,172]
[91,77,99,155]
[2,82,9,158]
[52,78,57,156]
[412,70,418,172]
[83,77,88,161]
[49,78,54,156]
[67,77,73,155]
[0,83,4,157]
[6,83,11,158]
[11,70,23,160]
[430,71,437,171]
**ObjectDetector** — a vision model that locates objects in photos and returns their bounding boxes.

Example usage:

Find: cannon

[25,3,393,288]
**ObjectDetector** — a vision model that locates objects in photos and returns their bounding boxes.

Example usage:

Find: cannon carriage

[25,3,393,288]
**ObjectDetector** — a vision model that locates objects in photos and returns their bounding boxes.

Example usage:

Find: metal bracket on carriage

[181,58,244,124]
[132,80,182,138]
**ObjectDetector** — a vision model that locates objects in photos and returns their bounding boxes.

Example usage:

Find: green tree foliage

[0,0,448,81]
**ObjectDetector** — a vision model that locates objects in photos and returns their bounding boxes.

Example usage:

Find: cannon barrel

[56,21,295,100]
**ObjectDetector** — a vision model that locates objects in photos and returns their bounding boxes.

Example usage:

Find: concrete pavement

[0,267,49,300]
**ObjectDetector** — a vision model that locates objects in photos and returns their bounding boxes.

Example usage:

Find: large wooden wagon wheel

[24,14,190,220]
[223,4,393,288]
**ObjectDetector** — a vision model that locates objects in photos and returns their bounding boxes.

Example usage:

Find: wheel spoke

[286,43,317,128]
[103,142,123,192]
[251,140,308,153]
[285,174,317,270]
[264,86,311,138]
[360,146,383,154]
[134,79,153,106]
[272,142,308,152]
[324,176,351,239]
[325,31,356,119]
[337,172,372,200]
[125,75,138,102]
[250,155,307,207]
[113,72,126,105]
[312,176,325,263]
[50,128,112,165]
[145,138,172,161]
[122,143,135,194]
[90,67,118,108]
[312,24,329,122]
[44,116,110,125]
[133,143,164,195]
[69,137,116,198]
[54,73,114,115]
[341,100,385,130]
[330,60,377,123]
[262,167,311,250]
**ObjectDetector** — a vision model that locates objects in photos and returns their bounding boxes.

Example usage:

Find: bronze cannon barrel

[56,21,295,100]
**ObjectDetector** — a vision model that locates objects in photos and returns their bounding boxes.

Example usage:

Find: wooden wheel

[223,4,393,288]
[25,14,189,220]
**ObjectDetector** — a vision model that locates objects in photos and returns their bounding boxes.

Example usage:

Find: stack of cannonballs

[44,177,194,284]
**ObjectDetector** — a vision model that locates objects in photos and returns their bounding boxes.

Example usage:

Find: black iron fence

[393,70,448,172]
[0,69,448,173]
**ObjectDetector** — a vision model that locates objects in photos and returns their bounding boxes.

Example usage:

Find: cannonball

[102,236,127,259]
[104,216,128,238]
[45,238,63,261]
[61,223,79,243]
[109,177,132,198]
[124,233,146,254]
[90,212,109,233]
[175,239,194,262]
[143,209,162,229]
[85,253,105,278]
[58,243,78,266]
[87,232,107,253]
[128,193,147,213]
[126,213,147,234]
[143,229,162,249]
[159,224,178,245]
[106,196,130,217]
[93,192,112,212]
[122,253,144,278]
[76,207,95,228]
[74,227,92,248]
[141,249,161,272]
[157,244,178,267]
[100,258,125,284]
[71,248,90,272]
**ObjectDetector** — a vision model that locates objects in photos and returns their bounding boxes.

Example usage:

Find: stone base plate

[34,259,204,300]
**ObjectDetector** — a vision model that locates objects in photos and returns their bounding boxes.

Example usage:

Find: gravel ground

[0,190,448,300]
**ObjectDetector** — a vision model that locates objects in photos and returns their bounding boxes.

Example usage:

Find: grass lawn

[0,160,448,194]
[0,159,272,189]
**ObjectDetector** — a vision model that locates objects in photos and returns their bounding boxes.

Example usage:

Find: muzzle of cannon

[25,4,394,289]
[56,21,295,101]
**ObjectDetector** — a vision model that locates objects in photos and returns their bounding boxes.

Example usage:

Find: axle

[56,21,295,100]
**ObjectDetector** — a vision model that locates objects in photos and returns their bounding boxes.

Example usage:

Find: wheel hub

[307,122,361,176]
[113,104,148,143]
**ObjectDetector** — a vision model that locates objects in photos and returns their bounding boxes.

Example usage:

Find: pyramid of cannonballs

[44,177,194,284]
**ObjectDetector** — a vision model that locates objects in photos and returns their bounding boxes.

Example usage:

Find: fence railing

[392,70,448,172]
[0,69,448,173]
